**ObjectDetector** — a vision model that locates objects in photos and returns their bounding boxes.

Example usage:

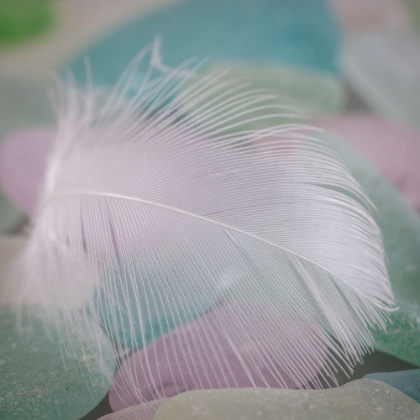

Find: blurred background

[0,0,419,233]
[0,1,419,419]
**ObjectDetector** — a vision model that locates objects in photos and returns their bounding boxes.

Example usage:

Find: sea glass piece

[317,114,420,210]
[0,235,26,303]
[180,61,345,131]
[99,399,164,420]
[404,0,420,31]
[0,305,115,420]
[0,74,53,232]
[326,135,420,366]
[109,302,327,411]
[0,0,52,44]
[0,74,53,136]
[0,195,23,233]
[93,255,224,351]
[342,33,420,129]
[364,369,420,403]
[0,128,54,215]
[330,0,408,34]
[0,235,99,309]
[68,0,340,88]
[154,379,420,420]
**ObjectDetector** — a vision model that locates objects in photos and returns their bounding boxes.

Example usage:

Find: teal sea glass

[0,306,115,420]
[326,135,420,366]
[67,0,340,87]
[365,369,420,403]
[93,260,221,350]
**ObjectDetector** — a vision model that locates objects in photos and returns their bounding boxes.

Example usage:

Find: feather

[14,42,395,400]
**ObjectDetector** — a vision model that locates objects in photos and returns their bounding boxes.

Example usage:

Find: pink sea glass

[317,114,420,210]
[109,302,328,411]
[0,127,54,215]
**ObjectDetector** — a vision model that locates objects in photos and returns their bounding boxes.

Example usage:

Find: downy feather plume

[15,42,395,402]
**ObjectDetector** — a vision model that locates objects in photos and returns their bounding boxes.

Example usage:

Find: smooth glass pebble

[0,74,54,232]
[0,128,54,215]
[330,0,408,34]
[181,61,345,131]
[317,114,420,210]
[94,258,222,351]
[326,135,420,365]
[404,0,420,31]
[109,302,327,411]
[0,235,26,304]
[0,0,52,44]
[342,33,420,129]
[0,235,99,309]
[0,194,23,233]
[68,0,340,88]
[99,399,164,420]
[154,379,420,420]
[364,369,420,403]
[0,75,53,139]
[0,305,115,420]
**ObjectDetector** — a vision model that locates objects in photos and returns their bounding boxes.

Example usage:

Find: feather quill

[15,43,395,400]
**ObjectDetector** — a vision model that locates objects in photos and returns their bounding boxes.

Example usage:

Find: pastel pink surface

[0,127,55,215]
[109,302,327,411]
[317,114,420,210]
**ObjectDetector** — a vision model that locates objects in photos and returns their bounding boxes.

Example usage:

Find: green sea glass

[404,0,420,31]
[364,369,420,403]
[0,74,53,139]
[98,399,164,420]
[0,194,23,233]
[0,0,52,44]
[154,379,420,420]
[326,135,420,366]
[181,61,345,132]
[342,33,420,129]
[0,306,115,420]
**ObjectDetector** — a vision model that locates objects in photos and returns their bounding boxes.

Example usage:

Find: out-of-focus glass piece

[153,380,420,420]
[326,135,420,366]
[0,128,54,216]
[0,305,115,420]
[109,302,327,411]
[0,74,54,232]
[342,33,420,129]
[98,399,164,420]
[330,0,409,35]
[68,0,340,87]
[0,74,53,140]
[93,257,222,351]
[0,0,53,44]
[0,194,23,234]
[404,0,420,31]
[364,369,420,403]
[317,114,420,211]
[180,61,345,131]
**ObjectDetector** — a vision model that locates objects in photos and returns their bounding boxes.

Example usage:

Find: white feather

[15,43,395,399]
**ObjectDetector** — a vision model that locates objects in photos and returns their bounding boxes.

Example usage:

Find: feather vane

[15,43,395,400]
